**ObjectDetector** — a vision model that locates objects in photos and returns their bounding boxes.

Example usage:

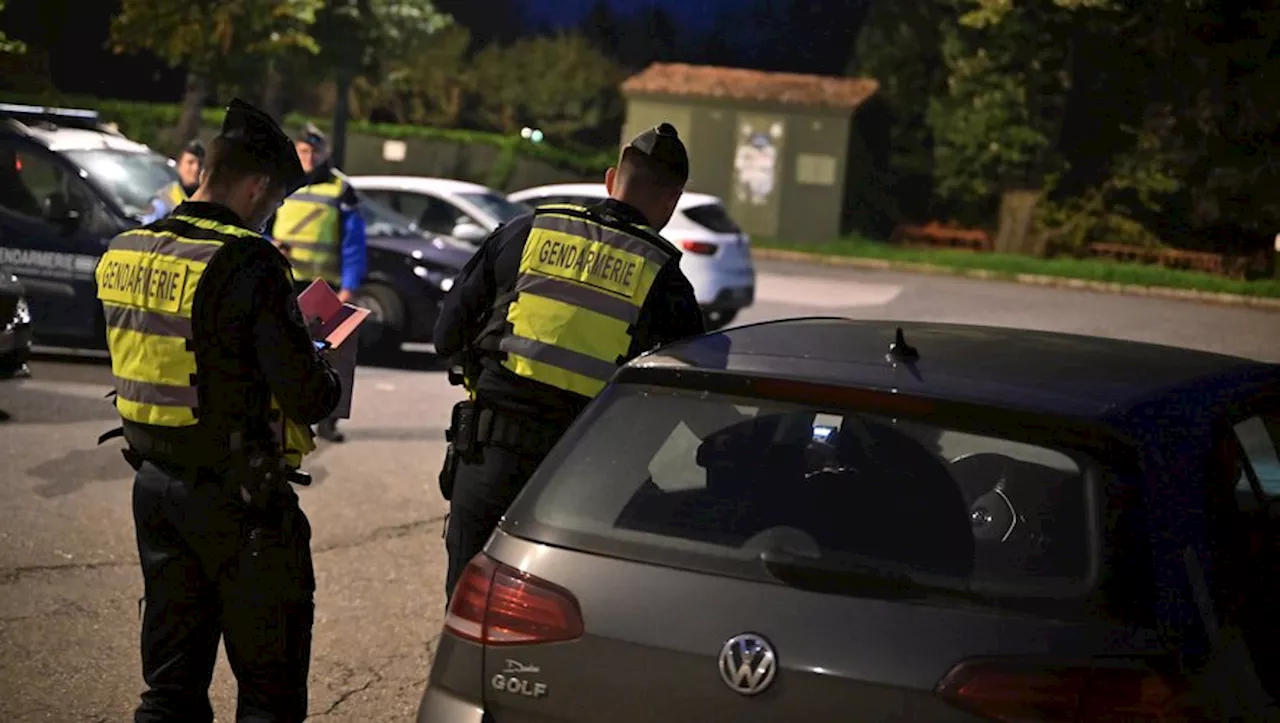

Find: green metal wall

[624,94,854,242]
[782,112,853,242]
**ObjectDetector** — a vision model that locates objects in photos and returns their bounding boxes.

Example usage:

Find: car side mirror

[451,221,487,244]
[42,192,81,232]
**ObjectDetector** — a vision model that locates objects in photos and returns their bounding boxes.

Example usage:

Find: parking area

[1,259,1277,722]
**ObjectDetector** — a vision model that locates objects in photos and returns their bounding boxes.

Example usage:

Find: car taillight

[680,240,718,255]
[443,553,585,646]
[936,658,1209,722]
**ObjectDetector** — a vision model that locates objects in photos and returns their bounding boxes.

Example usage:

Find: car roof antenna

[888,326,919,362]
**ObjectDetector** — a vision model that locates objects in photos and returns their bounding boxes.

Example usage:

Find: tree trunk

[445,85,461,126]
[261,57,286,122]
[176,71,209,148]
[331,71,352,169]
[993,189,1046,256]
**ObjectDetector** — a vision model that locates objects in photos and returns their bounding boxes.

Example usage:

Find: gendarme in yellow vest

[492,204,675,399]
[95,214,316,467]
[272,171,347,285]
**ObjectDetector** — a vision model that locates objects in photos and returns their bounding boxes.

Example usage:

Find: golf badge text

[492,658,548,699]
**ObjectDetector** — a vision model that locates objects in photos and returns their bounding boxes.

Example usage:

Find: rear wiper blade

[759,549,971,602]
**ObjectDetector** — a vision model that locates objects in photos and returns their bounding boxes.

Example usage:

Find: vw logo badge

[718,632,778,696]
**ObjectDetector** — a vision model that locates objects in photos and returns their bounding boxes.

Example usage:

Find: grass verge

[755,237,1280,300]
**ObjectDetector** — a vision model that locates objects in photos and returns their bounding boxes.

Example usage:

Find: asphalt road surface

[1,259,1277,722]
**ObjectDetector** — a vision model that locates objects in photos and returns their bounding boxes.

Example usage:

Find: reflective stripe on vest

[97,214,317,466]
[273,177,345,285]
[498,204,673,399]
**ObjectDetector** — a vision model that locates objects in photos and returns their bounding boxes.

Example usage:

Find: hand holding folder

[296,280,371,419]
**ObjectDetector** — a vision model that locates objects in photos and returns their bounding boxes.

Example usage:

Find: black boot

[316,418,345,443]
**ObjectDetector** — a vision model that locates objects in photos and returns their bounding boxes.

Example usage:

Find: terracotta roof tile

[621,63,879,111]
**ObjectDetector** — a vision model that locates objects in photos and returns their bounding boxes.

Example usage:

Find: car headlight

[440,276,454,292]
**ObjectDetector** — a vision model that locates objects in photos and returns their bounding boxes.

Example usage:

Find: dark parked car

[421,318,1280,723]
[0,103,177,347]
[349,193,472,354]
[0,103,466,355]
[0,269,32,379]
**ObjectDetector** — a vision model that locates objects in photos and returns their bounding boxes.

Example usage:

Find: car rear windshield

[513,385,1098,598]
[683,203,742,234]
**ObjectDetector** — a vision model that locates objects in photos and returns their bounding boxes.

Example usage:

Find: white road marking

[11,379,112,399]
[374,383,396,391]
[754,273,904,308]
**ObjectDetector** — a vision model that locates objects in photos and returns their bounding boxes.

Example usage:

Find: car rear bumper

[691,267,756,309]
[414,685,485,723]
[706,282,752,310]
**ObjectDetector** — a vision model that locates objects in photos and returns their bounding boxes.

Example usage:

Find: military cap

[298,122,328,151]
[182,138,205,161]
[218,98,306,194]
[626,122,689,186]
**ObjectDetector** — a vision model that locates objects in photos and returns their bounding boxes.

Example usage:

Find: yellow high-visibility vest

[493,204,675,399]
[95,213,316,468]
[273,173,347,285]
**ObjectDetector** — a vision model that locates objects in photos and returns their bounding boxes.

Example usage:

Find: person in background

[139,139,205,224]
[270,123,367,443]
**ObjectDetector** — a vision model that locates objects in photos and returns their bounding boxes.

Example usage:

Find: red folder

[296,280,370,419]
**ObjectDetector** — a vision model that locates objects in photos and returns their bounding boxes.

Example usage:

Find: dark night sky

[0,0,864,102]
[521,0,721,31]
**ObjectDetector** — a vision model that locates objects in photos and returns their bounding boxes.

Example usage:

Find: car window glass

[0,143,99,231]
[63,149,175,220]
[1235,414,1280,497]
[357,192,423,239]
[360,189,396,211]
[398,193,464,234]
[525,386,1096,598]
[456,192,530,224]
[387,191,428,226]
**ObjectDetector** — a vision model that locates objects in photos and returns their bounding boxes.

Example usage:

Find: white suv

[507,183,756,330]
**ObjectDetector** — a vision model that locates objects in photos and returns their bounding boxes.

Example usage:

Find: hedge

[2,93,615,175]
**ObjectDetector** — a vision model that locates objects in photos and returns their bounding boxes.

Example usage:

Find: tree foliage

[927,0,1074,203]
[0,0,25,55]
[373,23,473,126]
[857,0,1280,254]
[471,33,624,142]
[111,0,323,74]
[849,0,951,183]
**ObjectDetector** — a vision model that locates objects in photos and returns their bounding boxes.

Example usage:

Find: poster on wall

[733,120,784,207]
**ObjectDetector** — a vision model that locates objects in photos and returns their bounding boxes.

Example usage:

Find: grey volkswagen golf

[419,318,1280,722]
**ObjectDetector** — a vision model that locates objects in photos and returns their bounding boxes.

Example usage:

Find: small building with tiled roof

[621,63,880,242]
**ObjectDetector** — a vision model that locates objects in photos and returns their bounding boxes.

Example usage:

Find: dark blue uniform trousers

[132,460,315,723]
[444,444,545,597]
